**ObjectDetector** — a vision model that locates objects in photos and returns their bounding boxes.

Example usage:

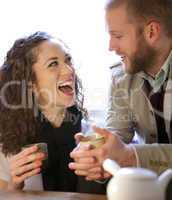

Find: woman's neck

[41,105,66,127]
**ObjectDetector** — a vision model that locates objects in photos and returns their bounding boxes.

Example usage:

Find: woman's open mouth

[58,81,74,96]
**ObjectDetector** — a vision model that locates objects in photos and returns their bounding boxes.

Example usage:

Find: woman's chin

[53,90,75,108]
[65,99,75,108]
[59,97,75,108]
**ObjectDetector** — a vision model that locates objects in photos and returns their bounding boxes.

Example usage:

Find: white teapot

[103,159,172,200]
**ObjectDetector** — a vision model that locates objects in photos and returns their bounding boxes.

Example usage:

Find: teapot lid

[116,168,157,180]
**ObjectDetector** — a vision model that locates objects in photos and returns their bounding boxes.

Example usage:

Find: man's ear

[144,21,160,45]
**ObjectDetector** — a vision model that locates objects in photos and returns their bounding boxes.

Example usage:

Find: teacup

[79,133,105,149]
[22,142,48,169]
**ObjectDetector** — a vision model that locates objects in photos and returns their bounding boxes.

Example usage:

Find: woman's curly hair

[0,31,85,156]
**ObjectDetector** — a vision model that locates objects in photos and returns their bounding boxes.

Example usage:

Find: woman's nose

[61,63,74,75]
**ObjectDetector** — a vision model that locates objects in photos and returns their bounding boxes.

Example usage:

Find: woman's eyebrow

[65,53,71,57]
[44,57,59,65]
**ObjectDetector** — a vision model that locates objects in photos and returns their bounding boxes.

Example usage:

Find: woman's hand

[8,145,45,190]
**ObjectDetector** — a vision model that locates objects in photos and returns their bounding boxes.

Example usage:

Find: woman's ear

[31,82,38,96]
[144,21,160,45]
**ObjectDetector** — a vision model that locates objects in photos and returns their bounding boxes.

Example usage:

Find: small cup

[22,142,48,169]
[79,133,105,149]
[22,143,48,156]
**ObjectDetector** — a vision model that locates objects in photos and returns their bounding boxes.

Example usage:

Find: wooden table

[0,190,107,200]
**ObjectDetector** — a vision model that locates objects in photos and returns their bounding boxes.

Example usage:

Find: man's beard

[126,36,158,74]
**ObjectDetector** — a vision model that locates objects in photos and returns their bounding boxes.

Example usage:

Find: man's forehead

[106,6,134,31]
[106,6,128,22]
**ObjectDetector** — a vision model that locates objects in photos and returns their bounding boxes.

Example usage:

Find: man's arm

[69,127,137,181]
[134,144,172,174]
[105,71,135,143]
[69,127,172,180]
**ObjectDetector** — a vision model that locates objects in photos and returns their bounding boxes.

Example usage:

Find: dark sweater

[36,106,106,194]
[39,106,82,192]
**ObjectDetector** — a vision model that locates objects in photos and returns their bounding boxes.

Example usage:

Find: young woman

[0,31,85,191]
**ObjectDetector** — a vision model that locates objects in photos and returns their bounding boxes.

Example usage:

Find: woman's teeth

[59,81,73,87]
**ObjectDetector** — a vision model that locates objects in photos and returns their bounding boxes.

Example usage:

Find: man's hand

[69,127,137,181]
[69,144,111,180]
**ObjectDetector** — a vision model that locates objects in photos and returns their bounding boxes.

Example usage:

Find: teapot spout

[103,159,121,176]
[158,169,172,190]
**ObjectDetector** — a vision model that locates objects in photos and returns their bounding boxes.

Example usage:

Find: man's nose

[109,38,119,53]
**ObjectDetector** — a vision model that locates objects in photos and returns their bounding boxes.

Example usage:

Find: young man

[69,0,172,181]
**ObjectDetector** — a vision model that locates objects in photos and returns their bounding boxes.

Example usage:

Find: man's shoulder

[111,66,142,90]
[111,66,132,86]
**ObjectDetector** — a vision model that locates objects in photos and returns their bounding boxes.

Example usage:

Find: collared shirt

[138,50,172,93]
[135,50,172,167]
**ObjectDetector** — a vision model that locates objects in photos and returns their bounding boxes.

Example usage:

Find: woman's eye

[48,60,59,67]
[65,56,73,65]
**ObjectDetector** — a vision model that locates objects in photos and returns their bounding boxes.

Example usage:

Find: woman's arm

[0,179,8,190]
[0,150,10,190]
[0,145,45,191]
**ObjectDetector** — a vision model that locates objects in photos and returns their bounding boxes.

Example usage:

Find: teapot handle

[103,159,121,176]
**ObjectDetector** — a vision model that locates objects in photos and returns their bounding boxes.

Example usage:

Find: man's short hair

[105,0,172,38]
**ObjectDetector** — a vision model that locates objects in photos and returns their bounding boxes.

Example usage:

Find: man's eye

[116,36,122,39]
[114,35,122,39]
[48,60,59,67]
[111,34,123,39]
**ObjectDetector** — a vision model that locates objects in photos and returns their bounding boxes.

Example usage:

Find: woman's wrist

[7,180,24,191]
